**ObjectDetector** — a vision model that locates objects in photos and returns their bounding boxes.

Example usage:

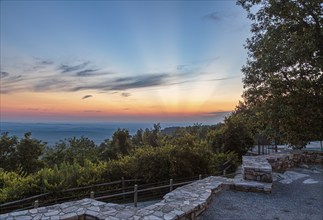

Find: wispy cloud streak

[1,72,10,78]
[121,92,131,97]
[1,55,234,95]
[82,95,93,99]
[203,12,221,22]
[73,73,169,91]
[59,62,90,73]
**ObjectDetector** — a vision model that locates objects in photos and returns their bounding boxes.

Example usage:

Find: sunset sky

[0,1,251,124]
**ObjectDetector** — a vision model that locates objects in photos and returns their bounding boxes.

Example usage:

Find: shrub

[0,169,38,203]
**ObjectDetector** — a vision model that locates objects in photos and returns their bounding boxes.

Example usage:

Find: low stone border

[0,176,271,220]
[243,150,323,183]
[2,150,321,220]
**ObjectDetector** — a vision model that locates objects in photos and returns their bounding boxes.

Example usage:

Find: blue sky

[0,0,251,124]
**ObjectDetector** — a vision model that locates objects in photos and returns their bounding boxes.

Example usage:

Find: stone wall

[243,150,323,183]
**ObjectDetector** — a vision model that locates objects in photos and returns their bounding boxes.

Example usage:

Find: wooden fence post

[134,184,138,207]
[170,179,173,192]
[122,177,125,200]
[34,200,39,208]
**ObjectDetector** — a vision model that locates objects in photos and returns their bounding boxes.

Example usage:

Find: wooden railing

[0,161,235,214]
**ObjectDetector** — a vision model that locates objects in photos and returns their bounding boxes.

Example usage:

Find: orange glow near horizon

[1,88,238,123]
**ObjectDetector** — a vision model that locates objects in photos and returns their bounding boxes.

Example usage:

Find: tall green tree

[142,123,162,147]
[207,116,254,157]
[238,0,323,147]
[111,129,132,155]
[16,132,45,173]
[132,128,144,147]
[0,133,18,171]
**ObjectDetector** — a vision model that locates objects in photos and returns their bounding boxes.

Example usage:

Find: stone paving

[0,176,271,220]
[198,165,323,220]
[2,151,321,220]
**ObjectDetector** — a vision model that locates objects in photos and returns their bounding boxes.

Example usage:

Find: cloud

[58,61,90,73]
[41,60,54,65]
[0,55,232,95]
[76,69,115,77]
[1,71,10,78]
[176,65,189,71]
[112,73,169,90]
[57,61,114,77]
[35,58,54,65]
[29,58,55,72]
[73,73,169,91]
[33,79,70,92]
[70,69,235,93]
[84,110,101,113]
[203,12,221,22]
[0,74,24,94]
[121,92,131,97]
[76,69,99,76]
[82,95,93,99]
[207,111,231,115]
[207,76,240,81]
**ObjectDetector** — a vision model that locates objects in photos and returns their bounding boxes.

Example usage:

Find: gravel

[198,165,323,220]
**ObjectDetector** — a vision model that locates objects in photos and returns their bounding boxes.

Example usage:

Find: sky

[0,0,251,124]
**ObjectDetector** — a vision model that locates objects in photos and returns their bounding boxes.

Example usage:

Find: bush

[209,152,239,175]
[103,144,213,182]
[0,169,38,203]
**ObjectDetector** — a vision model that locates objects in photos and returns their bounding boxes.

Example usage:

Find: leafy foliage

[209,152,239,175]
[237,0,323,147]
[0,122,249,203]
[142,123,163,147]
[0,133,18,172]
[207,116,254,157]
[0,169,38,203]
[43,136,98,166]
[0,132,45,174]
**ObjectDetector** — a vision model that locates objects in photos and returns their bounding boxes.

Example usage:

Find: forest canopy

[0,122,251,203]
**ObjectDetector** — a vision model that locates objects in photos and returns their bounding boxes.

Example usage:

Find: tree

[111,129,132,155]
[98,139,119,160]
[15,132,45,174]
[207,116,254,157]
[0,132,45,173]
[238,0,323,147]
[142,123,162,147]
[44,136,98,166]
[0,133,18,171]
[132,128,144,147]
